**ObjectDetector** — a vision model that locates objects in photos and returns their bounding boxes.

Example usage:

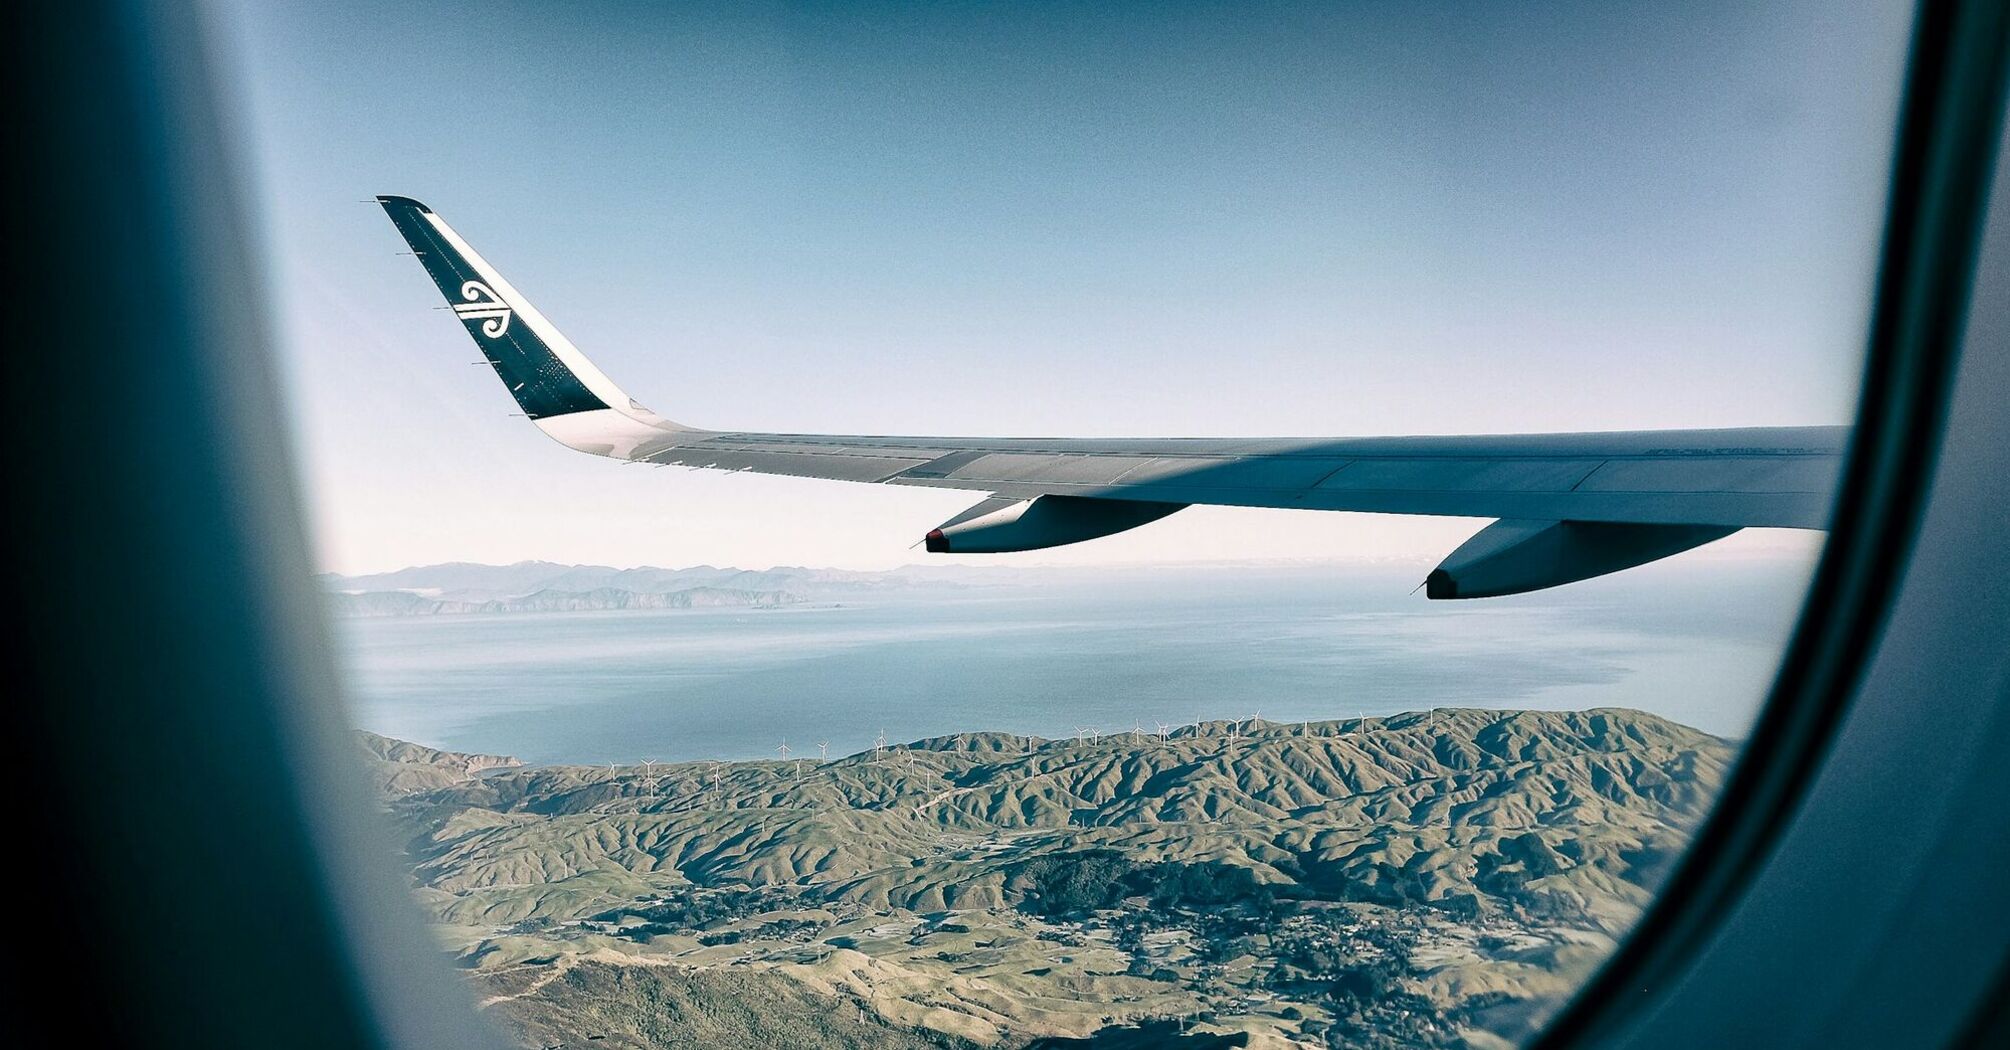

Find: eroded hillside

[363,709,1732,1049]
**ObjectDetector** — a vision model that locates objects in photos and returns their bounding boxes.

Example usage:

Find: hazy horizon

[320,532,1825,583]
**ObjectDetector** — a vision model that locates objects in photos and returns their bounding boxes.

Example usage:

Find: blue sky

[219,1,1912,573]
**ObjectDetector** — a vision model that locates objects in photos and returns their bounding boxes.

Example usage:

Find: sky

[216,1,1914,574]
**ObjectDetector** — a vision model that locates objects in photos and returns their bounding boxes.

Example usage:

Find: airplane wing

[377,195,1845,598]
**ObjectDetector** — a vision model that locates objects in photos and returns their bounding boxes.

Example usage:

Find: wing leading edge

[377,195,1845,597]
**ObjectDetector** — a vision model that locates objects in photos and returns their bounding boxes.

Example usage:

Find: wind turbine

[1155,721,1171,741]
[873,728,887,755]
[817,740,830,763]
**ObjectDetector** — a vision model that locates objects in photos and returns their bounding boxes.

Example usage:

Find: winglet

[375,194,433,214]
[377,195,694,457]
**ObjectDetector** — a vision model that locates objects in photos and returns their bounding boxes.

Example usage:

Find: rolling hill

[362,708,1731,1049]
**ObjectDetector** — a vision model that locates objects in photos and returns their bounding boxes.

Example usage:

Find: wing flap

[1575,456,1840,494]
[1315,458,1605,493]
[934,453,1164,486]
[644,447,935,483]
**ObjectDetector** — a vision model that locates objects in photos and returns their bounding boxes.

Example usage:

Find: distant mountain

[328,585,803,618]
[318,560,982,617]
[371,707,1732,1050]
[322,560,976,598]
[329,560,589,597]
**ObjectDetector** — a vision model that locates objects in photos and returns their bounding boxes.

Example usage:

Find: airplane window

[219,2,1914,1047]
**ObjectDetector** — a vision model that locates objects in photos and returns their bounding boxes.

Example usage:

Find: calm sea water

[331,561,1811,765]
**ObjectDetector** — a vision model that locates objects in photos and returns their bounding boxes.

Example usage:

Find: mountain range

[320,560,980,617]
[363,707,1732,1049]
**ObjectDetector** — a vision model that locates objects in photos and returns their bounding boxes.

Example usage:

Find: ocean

[330,560,1812,766]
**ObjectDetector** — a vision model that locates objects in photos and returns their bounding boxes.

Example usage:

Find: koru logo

[452,280,512,338]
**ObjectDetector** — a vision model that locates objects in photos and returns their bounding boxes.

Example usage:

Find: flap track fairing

[1426,519,1740,599]
[925,495,1187,554]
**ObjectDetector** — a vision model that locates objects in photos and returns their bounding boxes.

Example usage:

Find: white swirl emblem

[451,280,512,338]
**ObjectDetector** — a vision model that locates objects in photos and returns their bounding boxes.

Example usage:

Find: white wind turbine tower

[1132,720,1144,744]
[874,728,887,755]
[817,740,830,763]
[709,761,724,802]
[1155,721,1171,741]
[641,758,658,793]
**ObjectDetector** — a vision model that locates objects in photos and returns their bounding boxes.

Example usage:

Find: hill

[366,707,1729,1048]
[358,730,521,797]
